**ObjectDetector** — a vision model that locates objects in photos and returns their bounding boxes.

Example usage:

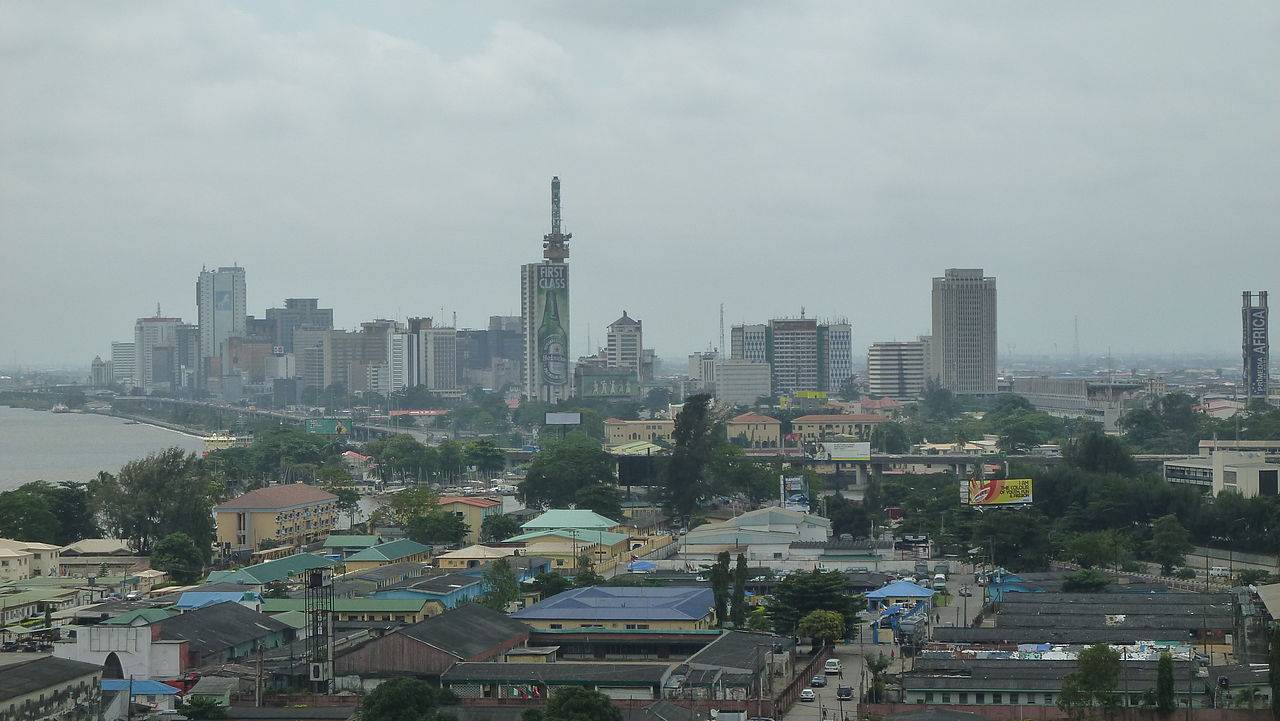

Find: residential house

[503,529,631,571]
[511,586,716,631]
[0,588,81,625]
[58,539,143,577]
[334,562,432,596]
[335,603,530,680]
[0,657,102,721]
[436,497,503,544]
[435,545,517,569]
[322,535,384,560]
[370,573,486,610]
[205,553,339,587]
[344,540,432,572]
[520,509,621,534]
[0,548,32,582]
[0,539,60,577]
[605,419,675,446]
[260,597,439,625]
[790,414,888,442]
[213,483,338,554]
[186,676,239,707]
[724,413,782,450]
[443,662,671,700]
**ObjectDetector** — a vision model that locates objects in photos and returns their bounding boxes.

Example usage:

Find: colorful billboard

[535,264,570,391]
[822,442,871,461]
[304,418,350,436]
[964,478,1033,506]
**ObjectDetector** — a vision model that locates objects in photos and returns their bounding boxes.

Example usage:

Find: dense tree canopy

[90,448,217,557]
[359,678,455,721]
[152,532,204,583]
[660,394,718,521]
[766,569,858,636]
[521,433,615,507]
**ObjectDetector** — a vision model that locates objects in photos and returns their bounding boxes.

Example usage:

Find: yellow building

[436,544,517,569]
[724,413,782,449]
[0,547,33,582]
[511,586,715,631]
[0,539,60,577]
[504,529,632,571]
[605,418,675,446]
[343,539,433,572]
[791,414,888,442]
[437,496,503,544]
[214,483,338,554]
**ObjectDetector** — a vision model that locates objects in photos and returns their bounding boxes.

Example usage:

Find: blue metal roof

[865,580,935,599]
[102,680,179,695]
[511,586,714,621]
[174,591,258,610]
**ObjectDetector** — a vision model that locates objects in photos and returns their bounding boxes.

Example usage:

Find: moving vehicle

[811,675,827,687]
[836,686,854,700]
[799,689,816,702]
[932,573,947,591]
[914,560,930,575]
[824,658,842,675]
[935,561,951,575]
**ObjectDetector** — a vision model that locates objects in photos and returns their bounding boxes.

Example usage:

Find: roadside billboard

[535,264,570,390]
[576,366,639,399]
[964,478,1033,506]
[822,442,871,461]
[545,412,582,426]
[1244,302,1269,398]
[304,418,350,436]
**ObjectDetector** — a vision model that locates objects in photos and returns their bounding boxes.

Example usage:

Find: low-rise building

[1010,377,1143,433]
[321,534,384,559]
[58,538,142,577]
[0,547,33,582]
[0,657,102,721]
[371,572,487,610]
[724,413,782,450]
[100,679,179,712]
[204,552,339,587]
[503,529,631,571]
[443,662,672,701]
[335,603,530,680]
[680,507,832,561]
[1164,451,1280,497]
[865,580,935,612]
[903,658,1203,708]
[214,483,338,554]
[677,630,797,701]
[436,545,518,570]
[791,414,888,442]
[512,586,716,631]
[1199,439,1280,460]
[520,509,621,534]
[606,419,675,446]
[343,539,433,572]
[0,539,60,577]
[437,497,503,544]
[261,596,439,624]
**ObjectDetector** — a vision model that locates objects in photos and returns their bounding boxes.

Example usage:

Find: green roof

[504,529,629,546]
[345,539,432,563]
[268,610,309,629]
[102,608,175,625]
[205,552,338,585]
[261,598,435,613]
[520,509,619,531]
[0,588,80,608]
[322,534,382,549]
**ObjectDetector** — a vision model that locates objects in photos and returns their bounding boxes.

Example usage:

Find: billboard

[304,418,350,436]
[535,264,569,390]
[822,442,871,461]
[577,366,639,399]
[545,412,582,426]
[1243,294,1269,398]
[964,478,1033,506]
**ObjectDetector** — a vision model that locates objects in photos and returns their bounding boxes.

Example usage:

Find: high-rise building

[606,311,643,379]
[292,327,329,390]
[930,268,998,395]
[174,323,200,392]
[90,356,110,387]
[418,323,460,393]
[134,313,181,394]
[730,324,768,363]
[265,298,334,353]
[1243,291,1270,403]
[110,342,135,386]
[769,319,818,396]
[196,266,247,382]
[386,331,413,393]
[819,322,853,393]
[867,340,927,400]
[521,177,572,402]
[713,358,771,405]
[687,351,719,394]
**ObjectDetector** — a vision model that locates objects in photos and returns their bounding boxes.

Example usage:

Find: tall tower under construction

[521,177,573,402]
[1243,291,1270,403]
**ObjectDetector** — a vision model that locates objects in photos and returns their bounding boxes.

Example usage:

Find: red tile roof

[793,414,890,423]
[214,483,337,511]
[729,413,780,424]
[438,496,502,509]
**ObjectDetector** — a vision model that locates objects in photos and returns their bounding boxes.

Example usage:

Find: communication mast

[542,176,572,263]
[305,569,335,694]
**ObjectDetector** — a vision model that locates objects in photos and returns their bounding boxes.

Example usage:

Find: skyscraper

[134,312,181,394]
[521,177,572,402]
[819,321,853,393]
[930,268,998,394]
[730,324,768,363]
[110,341,135,386]
[606,311,643,379]
[265,298,334,352]
[418,322,460,393]
[867,340,927,399]
[196,266,247,381]
[730,319,849,396]
[1243,291,1270,402]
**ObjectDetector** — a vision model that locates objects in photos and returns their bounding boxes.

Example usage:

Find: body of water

[0,405,205,490]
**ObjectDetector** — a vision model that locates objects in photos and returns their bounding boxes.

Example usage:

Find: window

[1010,693,1018,703]
[959,693,968,704]
[1044,694,1053,705]
[941,694,950,703]
[976,693,985,704]
[925,693,933,703]
[549,624,562,629]
[992,693,1001,704]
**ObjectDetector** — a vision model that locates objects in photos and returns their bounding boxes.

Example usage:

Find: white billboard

[545,412,582,426]
[822,442,871,461]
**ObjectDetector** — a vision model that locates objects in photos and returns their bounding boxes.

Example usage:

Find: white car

[799,689,816,702]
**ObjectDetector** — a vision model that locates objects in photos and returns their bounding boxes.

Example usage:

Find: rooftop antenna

[542,176,571,262]
[1073,315,1080,364]
[719,303,725,355]
[155,302,161,316]
[452,311,456,329]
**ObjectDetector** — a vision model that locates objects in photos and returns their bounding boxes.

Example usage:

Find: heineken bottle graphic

[539,290,568,386]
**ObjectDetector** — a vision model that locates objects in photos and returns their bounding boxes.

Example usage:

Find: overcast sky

[2,1,1277,367]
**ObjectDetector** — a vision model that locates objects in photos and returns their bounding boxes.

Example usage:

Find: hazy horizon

[3,2,1277,366]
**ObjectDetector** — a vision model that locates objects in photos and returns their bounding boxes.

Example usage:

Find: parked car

[958,586,972,597]
[824,658,843,675]
[811,675,827,687]
[837,686,854,700]
[799,689,816,702]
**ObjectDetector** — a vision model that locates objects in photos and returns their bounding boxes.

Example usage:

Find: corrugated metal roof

[504,529,629,545]
[512,586,713,621]
[521,509,619,531]
[346,539,432,562]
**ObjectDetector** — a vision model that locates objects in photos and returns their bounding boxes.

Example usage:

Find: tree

[661,394,718,521]
[643,387,673,414]
[1058,644,1121,720]
[920,379,960,420]
[709,551,731,627]
[151,532,204,583]
[359,678,456,721]
[406,510,469,545]
[766,569,857,635]
[481,558,520,611]
[869,422,909,453]
[481,514,521,543]
[1062,569,1111,593]
[1066,432,1136,475]
[1150,514,1193,575]
[2,481,100,545]
[1156,651,1175,717]
[866,653,891,702]
[376,486,439,526]
[797,609,845,648]
[824,493,871,539]
[0,490,60,544]
[730,553,749,627]
[438,440,465,480]
[466,439,507,477]
[521,434,615,507]
[573,484,622,521]
[181,695,226,720]
[90,448,216,557]
[541,687,622,721]
[326,482,362,527]
[1065,530,1129,569]
[532,572,572,599]
[970,507,1056,572]
[1270,624,1280,720]
[263,581,290,599]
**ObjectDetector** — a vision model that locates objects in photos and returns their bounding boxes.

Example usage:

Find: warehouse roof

[322,535,382,549]
[346,539,432,563]
[505,529,630,545]
[156,601,291,659]
[520,509,619,531]
[206,553,338,585]
[683,631,794,674]
[262,598,435,614]
[443,662,670,686]
[0,657,101,702]
[401,603,530,659]
[934,627,1205,645]
[512,586,713,621]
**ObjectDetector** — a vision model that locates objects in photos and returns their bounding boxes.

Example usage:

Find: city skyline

[2,3,1278,365]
